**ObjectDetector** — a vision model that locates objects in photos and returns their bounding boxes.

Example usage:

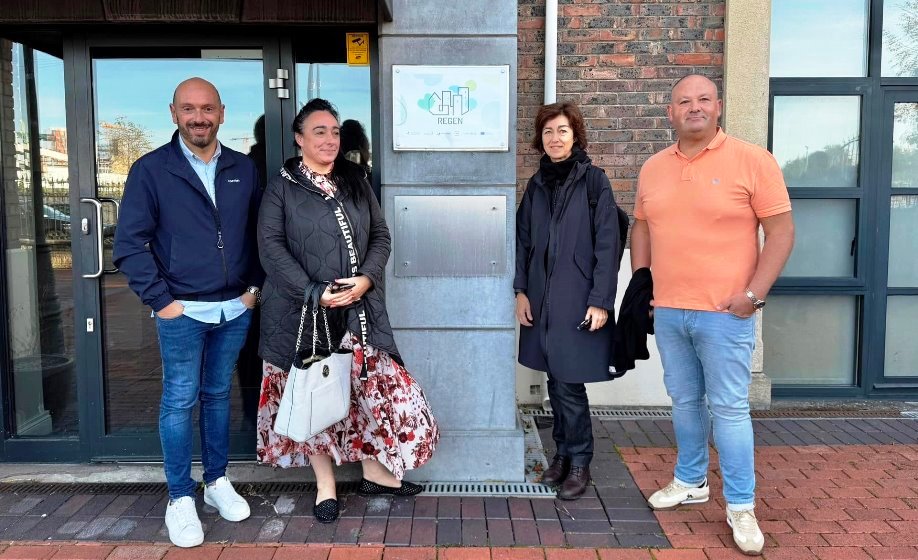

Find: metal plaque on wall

[392,65,510,151]
[394,195,506,277]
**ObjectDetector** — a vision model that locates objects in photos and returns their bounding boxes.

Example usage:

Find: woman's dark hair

[292,98,366,202]
[530,101,588,153]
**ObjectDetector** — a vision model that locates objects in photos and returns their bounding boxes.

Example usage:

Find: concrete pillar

[378,1,525,480]
[723,0,773,409]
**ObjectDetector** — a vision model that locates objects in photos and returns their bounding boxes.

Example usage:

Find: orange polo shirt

[634,129,792,312]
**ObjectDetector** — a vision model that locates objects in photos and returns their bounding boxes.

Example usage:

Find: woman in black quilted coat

[256,99,438,524]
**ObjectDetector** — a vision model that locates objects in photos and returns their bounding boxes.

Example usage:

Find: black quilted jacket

[257,157,400,369]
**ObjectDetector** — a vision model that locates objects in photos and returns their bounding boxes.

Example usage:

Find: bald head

[170,77,225,157]
[173,77,222,106]
[667,74,723,145]
[671,74,719,101]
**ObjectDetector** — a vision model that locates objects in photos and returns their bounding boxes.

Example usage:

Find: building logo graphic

[418,84,478,125]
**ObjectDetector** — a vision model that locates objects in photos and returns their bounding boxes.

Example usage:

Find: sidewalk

[0,416,916,559]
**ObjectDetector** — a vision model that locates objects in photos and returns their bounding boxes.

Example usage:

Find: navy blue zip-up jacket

[113,132,264,312]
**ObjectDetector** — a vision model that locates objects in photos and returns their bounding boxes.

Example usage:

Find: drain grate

[423,482,554,497]
[0,479,553,498]
[520,406,909,421]
[751,409,904,419]
[520,406,672,419]
[0,482,169,495]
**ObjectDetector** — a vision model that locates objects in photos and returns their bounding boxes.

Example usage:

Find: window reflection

[295,63,372,175]
[764,295,858,386]
[781,199,856,278]
[92,55,266,435]
[882,0,918,77]
[772,96,860,188]
[2,42,76,436]
[892,103,918,188]
[770,0,868,78]
[885,296,918,377]
[888,195,918,287]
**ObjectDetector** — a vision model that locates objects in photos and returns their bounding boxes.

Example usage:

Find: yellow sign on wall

[346,33,370,66]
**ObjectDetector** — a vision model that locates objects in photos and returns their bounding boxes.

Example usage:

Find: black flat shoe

[313,498,339,523]
[357,478,424,496]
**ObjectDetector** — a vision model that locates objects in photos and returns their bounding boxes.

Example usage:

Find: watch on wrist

[745,290,765,310]
[246,286,261,305]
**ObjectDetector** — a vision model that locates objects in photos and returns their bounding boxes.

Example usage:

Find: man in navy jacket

[113,77,263,548]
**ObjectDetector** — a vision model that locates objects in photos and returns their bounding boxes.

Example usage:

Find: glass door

[73,37,289,460]
[0,40,81,460]
[874,90,918,390]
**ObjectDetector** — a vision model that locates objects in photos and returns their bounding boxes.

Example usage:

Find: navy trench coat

[514,160,620,384]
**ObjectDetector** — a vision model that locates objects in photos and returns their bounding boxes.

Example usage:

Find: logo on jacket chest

[225,178,240,183]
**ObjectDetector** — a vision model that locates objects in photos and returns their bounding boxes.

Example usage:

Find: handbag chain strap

[293,284,331,357]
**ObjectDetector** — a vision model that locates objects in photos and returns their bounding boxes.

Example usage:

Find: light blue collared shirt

[174,138,247,324]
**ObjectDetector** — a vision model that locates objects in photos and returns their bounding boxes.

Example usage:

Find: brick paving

[1,417,917,558]
[595,418,918,448]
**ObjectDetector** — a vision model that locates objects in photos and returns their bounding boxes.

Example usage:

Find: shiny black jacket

[257,157,399,369]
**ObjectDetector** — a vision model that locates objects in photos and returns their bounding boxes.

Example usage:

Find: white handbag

[274,293,352,443]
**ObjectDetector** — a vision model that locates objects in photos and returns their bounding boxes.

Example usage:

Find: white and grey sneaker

[203,476,251,522]
[726,507,765,556]
[647,478,710,510]
[165,496,204,548]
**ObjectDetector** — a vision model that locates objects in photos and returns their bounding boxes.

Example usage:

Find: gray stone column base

[403,426,526,482]
[749,372,772,410]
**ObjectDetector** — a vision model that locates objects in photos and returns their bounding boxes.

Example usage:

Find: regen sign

[392,65,510,151]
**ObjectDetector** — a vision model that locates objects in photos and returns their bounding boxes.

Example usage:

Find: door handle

[80,198,104,278]
[99,197,120,274]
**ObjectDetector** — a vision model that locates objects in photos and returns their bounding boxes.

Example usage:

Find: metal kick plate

[394,195,506,277]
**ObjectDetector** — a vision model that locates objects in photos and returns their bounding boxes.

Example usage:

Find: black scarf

[539,147,590,213]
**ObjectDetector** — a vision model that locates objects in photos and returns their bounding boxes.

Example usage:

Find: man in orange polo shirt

[631,75,794,556]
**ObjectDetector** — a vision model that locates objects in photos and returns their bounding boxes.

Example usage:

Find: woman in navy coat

[514,101,620,500]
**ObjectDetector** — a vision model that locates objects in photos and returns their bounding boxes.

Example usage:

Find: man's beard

[181,122,215,147]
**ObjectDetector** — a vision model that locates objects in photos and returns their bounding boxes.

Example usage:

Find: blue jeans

[654,307,756,509]
[156,309,252,499]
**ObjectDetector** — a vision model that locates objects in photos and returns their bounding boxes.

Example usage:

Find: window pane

[295,63,372,177]
[892,103,918,188]
[2,44,77,436]
[781,199,856,277]
[93,55,265,435]
[885,296,918,377]
[889,195,918,287]
[770,0,868,77]
[882,0,918,77]
[764,296,858,385]
[772,96,860,188]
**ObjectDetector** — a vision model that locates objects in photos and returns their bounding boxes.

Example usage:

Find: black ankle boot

[540,455,571,486]
[557,465,591,500]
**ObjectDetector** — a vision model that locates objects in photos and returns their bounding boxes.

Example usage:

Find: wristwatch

[246,286,261,305]
[745,290,766,310]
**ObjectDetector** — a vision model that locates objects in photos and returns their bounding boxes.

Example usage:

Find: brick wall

[517,0,725,218]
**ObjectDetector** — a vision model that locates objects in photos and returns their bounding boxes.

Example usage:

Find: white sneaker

[726,507,765,556]
[203,476,251,522]
[647,478,710,510]
[165,496,204,548]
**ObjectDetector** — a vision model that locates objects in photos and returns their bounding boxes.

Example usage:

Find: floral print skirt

[256,333,439,479]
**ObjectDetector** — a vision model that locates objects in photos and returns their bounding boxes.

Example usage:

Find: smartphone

[577,318,591,331]
[329,281,355,294]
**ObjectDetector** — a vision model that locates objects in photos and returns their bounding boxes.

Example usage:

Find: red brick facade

[517,0,726,217]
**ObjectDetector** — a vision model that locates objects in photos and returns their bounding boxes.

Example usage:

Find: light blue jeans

[654,307,756,509]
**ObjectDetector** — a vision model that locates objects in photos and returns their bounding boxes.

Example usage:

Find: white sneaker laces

[170,499,198,526]
[732,509,759,534]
